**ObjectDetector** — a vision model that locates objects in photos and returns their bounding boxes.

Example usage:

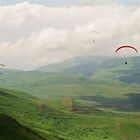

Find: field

[0,56,140,140]
[0,87,140,140]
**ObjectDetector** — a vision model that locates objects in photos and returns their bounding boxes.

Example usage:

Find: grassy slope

[1,56,140,98]
[1,57,140,112]
[0,114,44,140]
[0,88,140,140]
[0,88,65,140]
[0,71,87,98]
[0,56,140,139]
[1,70,140,99]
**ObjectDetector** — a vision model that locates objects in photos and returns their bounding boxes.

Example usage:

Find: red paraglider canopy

[116,45,138,53]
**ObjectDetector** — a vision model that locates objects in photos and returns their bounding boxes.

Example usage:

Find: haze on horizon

[0,0,140,70]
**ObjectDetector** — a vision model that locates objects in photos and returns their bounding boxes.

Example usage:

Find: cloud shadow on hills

[78,93,140,111]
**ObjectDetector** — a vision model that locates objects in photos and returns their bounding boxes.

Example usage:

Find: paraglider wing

[90,30,99,34]
[116,45,138,53]
[0,64,5,67]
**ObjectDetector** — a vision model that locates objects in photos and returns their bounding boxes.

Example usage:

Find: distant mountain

[36,55,112,75]
[90,56,140,83]
[1,55,140,98]
[0,68,22,72]
[36,55,140,78]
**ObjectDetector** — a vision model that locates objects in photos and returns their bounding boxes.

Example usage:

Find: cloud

[0,0,117,7]
[80,0,114,5]
[0,2,139,69]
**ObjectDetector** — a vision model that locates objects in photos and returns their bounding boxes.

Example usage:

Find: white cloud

[0,2,139,69]
[80,0,114,5]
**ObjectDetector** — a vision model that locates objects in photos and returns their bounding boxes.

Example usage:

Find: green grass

[0,114,44,140]
[1,71,140,99]
[0,88,140,140]
[1,61,140,100]
[0,57,140,139]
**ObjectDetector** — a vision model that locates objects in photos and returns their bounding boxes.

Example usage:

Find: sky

[0,0,140,6]
[0,0,140,70]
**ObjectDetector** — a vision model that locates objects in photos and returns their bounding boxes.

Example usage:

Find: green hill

[0,114,44,140]
[36,55,111,74]
[36,55,140,81]
[0,88,140,140]
[0,55,140,139]
[1,55,140,110]
[0,56,140,99]
[0,88,66,140]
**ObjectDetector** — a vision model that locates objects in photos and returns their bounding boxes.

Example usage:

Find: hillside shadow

[78,93,140,111]
[0,90,17,98]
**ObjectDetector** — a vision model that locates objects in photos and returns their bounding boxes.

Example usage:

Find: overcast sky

[0,0,140,6]
[0,1,140,70]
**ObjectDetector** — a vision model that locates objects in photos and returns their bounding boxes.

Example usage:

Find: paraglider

[116,45,138,65]
[116,45,138,53]
[0,64,5,67]
[88,30,99,45]
[0,64,5,76]
[90,30,99,34]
